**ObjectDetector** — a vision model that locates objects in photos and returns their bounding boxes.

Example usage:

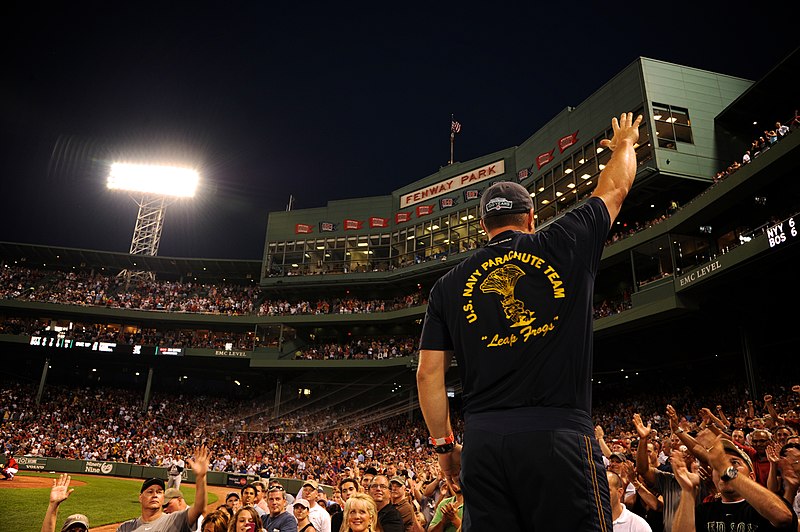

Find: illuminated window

[653,103,693,149]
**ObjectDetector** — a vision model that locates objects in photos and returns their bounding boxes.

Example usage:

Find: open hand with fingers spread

[600,112,642,152]
[766,443,781,464]
[670,450,699,493]
[633,413,651,439]
[50,473,74,505]
[187,444,210,478]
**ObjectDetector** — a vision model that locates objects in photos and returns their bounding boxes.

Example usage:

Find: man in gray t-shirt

[117,445,209,532]
[116,507,192,532]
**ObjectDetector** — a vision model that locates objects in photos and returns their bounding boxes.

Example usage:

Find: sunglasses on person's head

[268,486,285,492]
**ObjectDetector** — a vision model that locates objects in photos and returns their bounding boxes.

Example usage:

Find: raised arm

[595,425,612,458]
[765,443,783,494]
[42,474,74,532]
[632,413,655,485]
[715,404,731,430]
[699,408,724,436]
[186,445,210,524]
[422,469,442,499]
[670,450,699,532]
[692,431,795,529]
[632,475,663,512]
[590,112,643,224]
[763,395,785,425]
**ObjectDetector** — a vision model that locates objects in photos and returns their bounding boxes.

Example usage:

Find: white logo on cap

[485,197,513,212]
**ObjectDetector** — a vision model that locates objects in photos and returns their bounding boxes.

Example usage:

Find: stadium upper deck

[1,50,798,409]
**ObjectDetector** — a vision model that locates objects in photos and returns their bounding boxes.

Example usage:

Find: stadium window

[597,143,612,171]
[371,235,389,268]
[562,159,573,178]
[275,242,286,267]
[653,103,693,148]
[536,186,555,209]
[574,152,596,185]
[632,234,674,287]
[449,212,459,229]
[538,202,557,224]
[542,170,553,189]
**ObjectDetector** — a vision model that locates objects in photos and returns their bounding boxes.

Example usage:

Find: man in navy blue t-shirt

[418,113,643,531]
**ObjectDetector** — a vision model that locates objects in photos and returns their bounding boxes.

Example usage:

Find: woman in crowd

[227,506,263,532]
[340,492,381,532]
[293,498,317,531]
[202,509,231,532]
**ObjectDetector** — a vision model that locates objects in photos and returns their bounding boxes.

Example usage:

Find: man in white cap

[301,479,331,532]
[41,473,89,532]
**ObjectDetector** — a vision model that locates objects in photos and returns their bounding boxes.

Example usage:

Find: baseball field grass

[1,471,217,532]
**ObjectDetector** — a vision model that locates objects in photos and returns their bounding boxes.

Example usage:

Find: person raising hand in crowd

[671,429,796,531]
[41,474,89,532]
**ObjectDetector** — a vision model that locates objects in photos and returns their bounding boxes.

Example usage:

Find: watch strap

[434,442,456,454]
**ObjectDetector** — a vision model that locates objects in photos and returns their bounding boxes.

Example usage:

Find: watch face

[721,466,738,481]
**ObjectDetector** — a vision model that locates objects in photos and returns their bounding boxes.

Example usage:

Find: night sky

[4,2,796,259]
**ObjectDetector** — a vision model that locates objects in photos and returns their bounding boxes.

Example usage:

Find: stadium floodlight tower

[107,162,199,281]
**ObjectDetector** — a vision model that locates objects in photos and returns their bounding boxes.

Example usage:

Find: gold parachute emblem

[479,263,536,327]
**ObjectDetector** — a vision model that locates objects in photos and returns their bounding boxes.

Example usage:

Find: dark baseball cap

[140,477,166,493]
[480,181,533,218]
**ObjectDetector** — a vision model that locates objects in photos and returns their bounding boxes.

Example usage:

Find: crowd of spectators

[0,266,634,353]
[257,292,424,316]
[714,111,796,183]
[296,337,418,361]
[5,375,800,529]
[0,265,425,317]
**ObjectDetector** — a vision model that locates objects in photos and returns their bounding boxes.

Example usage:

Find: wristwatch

[433,442,456,454]
[720,465,738,482]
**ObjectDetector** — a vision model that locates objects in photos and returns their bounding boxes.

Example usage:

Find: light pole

[107,162,199,281]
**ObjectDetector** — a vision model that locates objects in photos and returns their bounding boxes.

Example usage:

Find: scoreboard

[767,215,798,248]
[28,336,183,356]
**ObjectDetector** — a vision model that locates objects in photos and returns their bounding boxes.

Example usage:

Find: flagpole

[449,114,455,165]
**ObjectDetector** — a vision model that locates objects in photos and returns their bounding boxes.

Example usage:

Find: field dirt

[0,475,86,489]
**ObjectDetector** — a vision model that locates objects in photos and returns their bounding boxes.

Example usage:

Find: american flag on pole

[451,119,462,134]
